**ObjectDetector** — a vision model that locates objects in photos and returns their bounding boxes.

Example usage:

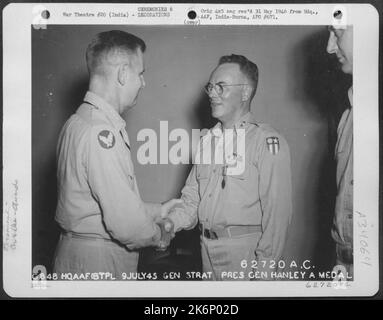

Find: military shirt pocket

[196,165,209,180]
[226,166,249,181]
[226,165,255,202]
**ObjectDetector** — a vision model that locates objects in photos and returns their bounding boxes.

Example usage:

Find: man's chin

[341,64,353,75]
[211,109,222,119]
[124,101,137,113]
[211,105,223,118]
[129,98,138,108]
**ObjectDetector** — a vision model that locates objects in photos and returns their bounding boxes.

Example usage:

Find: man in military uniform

[327,25,353,277]
[167,55,292,280]
[53,30,179,279]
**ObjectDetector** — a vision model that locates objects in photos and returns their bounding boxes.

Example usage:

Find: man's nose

[207,86,219,99]
[140,75,146,88]
[326,32,338,54]
[208,90,216,99]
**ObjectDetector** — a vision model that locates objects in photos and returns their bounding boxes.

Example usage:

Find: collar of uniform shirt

[348,86,353,108]
[83,91,126,131]
[210,111,257,138]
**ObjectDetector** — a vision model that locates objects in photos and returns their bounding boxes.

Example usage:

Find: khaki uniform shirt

[55,91,161,250]
[332,88,353,248]
[169,112,292,262]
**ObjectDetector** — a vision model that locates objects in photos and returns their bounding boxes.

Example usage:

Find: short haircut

[218,54,259,100]
[86,30,146,75]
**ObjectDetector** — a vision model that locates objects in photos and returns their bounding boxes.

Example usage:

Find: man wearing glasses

[166,54,292,280]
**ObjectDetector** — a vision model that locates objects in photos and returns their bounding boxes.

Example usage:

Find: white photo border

[2,3,380,297]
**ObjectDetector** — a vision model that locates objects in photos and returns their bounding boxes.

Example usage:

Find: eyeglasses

[204,83,249,96]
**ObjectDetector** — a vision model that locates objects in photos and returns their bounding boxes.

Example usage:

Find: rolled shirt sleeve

[255,132,292,272]
[87,124,160,249]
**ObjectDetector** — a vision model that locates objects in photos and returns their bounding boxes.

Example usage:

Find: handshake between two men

[154,199,182,251]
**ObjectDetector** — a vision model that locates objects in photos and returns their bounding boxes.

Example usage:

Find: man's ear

[117,63,130,86]
[242,85,253,102]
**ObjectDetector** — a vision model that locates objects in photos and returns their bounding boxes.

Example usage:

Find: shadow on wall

[61,76,89,122]
[32,75,88,273]
[292,28,352,276]
[295,28,352,130]
[193,91,217,130]
[32,157,60,273]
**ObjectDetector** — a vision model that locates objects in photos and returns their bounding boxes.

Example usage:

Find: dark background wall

[32,25,351,277]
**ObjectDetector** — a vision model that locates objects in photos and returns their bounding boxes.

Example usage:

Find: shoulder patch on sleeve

[98,130,115,149]
[266,136,279,155]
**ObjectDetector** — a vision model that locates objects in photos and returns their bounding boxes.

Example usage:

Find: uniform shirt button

[347,213,353,219]
[213,169,216,173]
[209,194,212,198]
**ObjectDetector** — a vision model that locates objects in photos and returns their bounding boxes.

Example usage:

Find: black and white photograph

[2,3,379,297]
